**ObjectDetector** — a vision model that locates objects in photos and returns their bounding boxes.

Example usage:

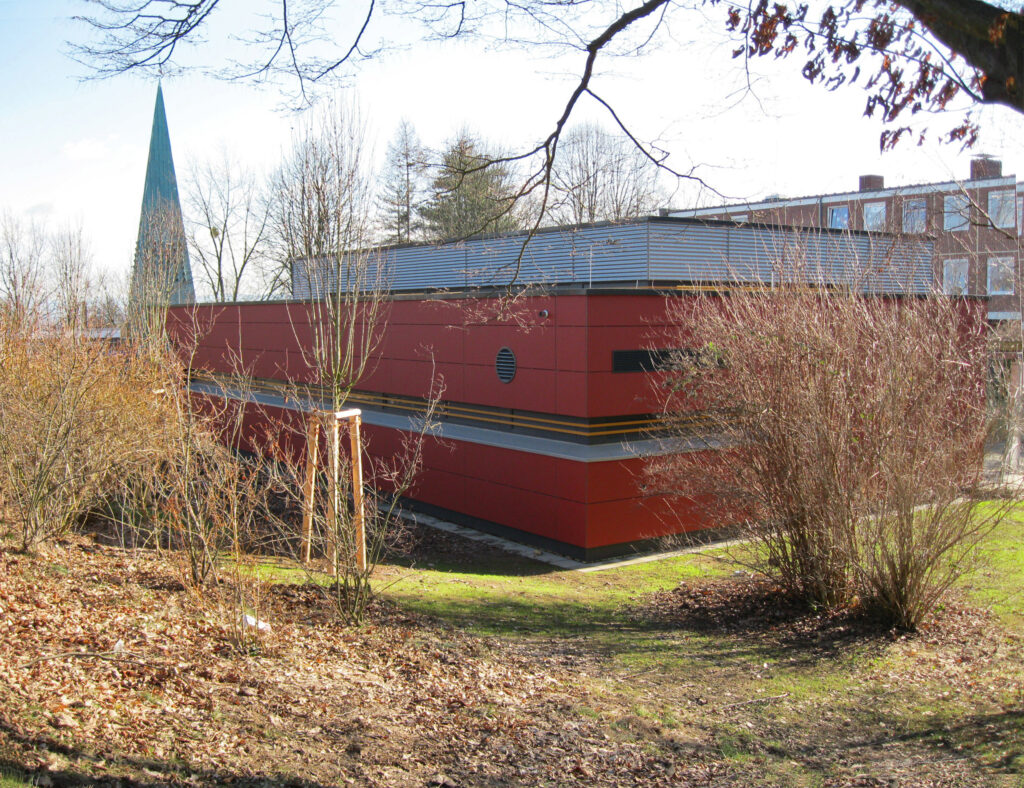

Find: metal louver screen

[613,349,675,373]
[496,347,516,383]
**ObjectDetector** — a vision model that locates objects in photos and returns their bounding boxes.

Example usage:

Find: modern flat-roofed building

[171,217,937,559]
[665,156,1022,322]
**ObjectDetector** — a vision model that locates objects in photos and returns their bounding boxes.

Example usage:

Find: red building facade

[172,290,718,559]
[170,217,935,559]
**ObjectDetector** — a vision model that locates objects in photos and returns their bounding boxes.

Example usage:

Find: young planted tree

[420,131,526,242]
[268,101,440,622]
[649,276,1013,629]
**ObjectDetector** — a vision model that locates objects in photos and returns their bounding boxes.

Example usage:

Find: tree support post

[300,418,321,564]
[301,408,365,574]
[348,413,366,572]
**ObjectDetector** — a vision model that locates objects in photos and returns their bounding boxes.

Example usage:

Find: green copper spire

[130,83,194,316]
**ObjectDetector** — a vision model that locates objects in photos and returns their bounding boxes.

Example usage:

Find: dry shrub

[650,283,1013,630]
[124,336,271,592]
[0,322,172,552]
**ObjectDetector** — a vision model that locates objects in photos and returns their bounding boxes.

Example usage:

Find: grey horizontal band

[190,380,720,462]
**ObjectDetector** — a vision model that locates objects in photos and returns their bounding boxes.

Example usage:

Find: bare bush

[649,281,1013,629]
[0,327,171,552]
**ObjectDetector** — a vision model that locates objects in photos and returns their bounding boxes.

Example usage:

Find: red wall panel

[462,364,559,412]
[553,295,588,327]
[587,371,661,417]
[555,326,588,373]
[167,292,713,556]
[463,324,557,369]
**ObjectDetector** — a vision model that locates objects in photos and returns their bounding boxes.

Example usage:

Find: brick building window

[987,257,1015,295]
[1018,197,1023,234]
[863,202,886,231]
[943,194,969,231]
[903,199,926,233]
[827,206,849,230]
[988,190,1015,228]
[943,259,968,296]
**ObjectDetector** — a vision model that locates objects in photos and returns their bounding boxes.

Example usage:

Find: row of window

[824,190,1023,233]
[943,257,1015,296]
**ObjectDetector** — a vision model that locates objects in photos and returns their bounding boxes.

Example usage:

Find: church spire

[130,83,195,318]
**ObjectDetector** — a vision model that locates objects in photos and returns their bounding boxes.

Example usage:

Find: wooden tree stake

[300,408,365,575]
[348,413,366,572]
[300,418,320,563]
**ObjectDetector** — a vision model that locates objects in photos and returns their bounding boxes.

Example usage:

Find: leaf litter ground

[1,524,1023,786]
[0,536,718,786]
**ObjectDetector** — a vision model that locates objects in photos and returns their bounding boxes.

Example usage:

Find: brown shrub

[649,283,1013,629]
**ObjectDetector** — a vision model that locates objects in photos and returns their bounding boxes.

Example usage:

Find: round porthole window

[495,347,516,383]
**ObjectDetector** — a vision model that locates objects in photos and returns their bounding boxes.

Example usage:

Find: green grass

[378,543,730,640]
[963,506,1024,627]
[369,508,1024,782]
[0,767,34,787]
[204,508,1024,782]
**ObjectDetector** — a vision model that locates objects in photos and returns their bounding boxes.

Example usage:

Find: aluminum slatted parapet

[291,216,935,299]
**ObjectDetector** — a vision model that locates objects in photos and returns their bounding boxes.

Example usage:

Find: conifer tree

[377,120,427,245]
[420,132,524,242]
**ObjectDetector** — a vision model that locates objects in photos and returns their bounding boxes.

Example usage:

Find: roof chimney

[859,174,884,191]
[970,155,1002,181]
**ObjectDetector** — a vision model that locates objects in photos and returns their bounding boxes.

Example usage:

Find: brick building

[666,156,1023,322]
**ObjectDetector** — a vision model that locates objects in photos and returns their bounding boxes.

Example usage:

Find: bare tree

[269,99,373,296]
[0,211,49,329]
[186,151,274,302]
[70,2,1024,242]
[89,268,128,328]
[51,224,95,331]
[550,123,665,225]
[128,205,193,341]
[266,100,441,622]
[71,2,1024,129]
[377,119,428,245]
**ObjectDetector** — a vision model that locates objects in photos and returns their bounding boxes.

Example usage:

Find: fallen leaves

[0,536,708,786]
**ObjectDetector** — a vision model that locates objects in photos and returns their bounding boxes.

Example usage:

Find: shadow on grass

[769,706,1024,778]
[382,526,560,580]
[383,551,556,579]
[872,708,1024,771]
[0,714,338,787]
[383,568,912,681]
[389,586,892,676]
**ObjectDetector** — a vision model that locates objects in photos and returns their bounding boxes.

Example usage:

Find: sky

[3,0,1024,290]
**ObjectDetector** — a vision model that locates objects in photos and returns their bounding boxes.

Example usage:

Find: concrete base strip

[398,509,740,573]
[398,510,586,570]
